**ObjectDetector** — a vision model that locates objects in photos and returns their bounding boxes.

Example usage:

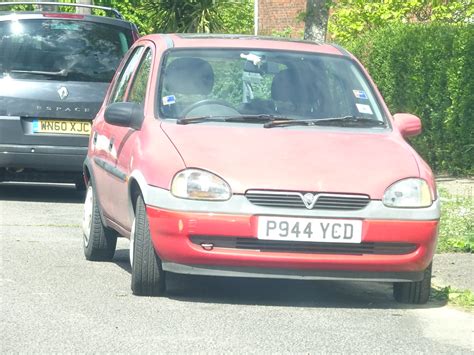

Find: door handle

[108,137,114,151]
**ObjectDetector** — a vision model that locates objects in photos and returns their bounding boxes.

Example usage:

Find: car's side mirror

[104,102,144,130]
[393,113,422,138]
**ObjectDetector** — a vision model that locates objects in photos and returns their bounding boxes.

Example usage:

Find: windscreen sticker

[162,95,176,106]
[356,103,373,115]
[353,90,368,99]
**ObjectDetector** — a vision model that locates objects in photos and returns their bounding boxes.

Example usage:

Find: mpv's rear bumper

[0,144,87,172]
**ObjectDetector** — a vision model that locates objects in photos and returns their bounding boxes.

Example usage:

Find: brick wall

[257,0,306,37]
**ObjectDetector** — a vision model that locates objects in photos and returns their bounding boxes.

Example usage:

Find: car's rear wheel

[131,194,166,296]
[393,263,432,304]
[82,182,117,261]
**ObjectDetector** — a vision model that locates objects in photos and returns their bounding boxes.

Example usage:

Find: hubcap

[129,219,136,268]
[82,185,93,247]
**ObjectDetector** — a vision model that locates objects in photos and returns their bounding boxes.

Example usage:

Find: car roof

[0,2,135,29]
[140,34,346,56]
[0,12,135,30]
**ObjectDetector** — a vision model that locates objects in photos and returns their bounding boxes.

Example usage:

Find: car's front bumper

[143,186,440,282]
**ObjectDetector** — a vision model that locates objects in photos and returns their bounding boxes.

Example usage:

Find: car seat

[162,57,215,117]
[164,57,214,95]
[271,68,317,116]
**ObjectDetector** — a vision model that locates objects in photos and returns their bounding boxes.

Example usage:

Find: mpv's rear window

[0,19,132,82]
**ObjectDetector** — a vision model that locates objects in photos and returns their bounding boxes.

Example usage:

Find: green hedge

[346,23,474,176]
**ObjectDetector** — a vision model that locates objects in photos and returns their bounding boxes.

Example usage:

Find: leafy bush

[329,0,473,43]
[437,188,474,253]
[346,23,474,175]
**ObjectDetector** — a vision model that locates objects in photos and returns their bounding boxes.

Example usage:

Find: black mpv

[0,2,138,188]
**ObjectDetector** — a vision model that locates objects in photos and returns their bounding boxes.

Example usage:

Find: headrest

[164,58,214,95]
[271,69,310,104]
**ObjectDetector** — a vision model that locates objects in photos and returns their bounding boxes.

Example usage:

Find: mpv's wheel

[393,263,432,304]
[83,182,117,261]
[131,195,166,296]
[75,176,86,192]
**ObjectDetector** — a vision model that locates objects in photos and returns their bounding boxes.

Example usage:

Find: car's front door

[108,45,154,229]
[92,45,145,223]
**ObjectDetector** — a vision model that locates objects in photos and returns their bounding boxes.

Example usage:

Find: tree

[329,0,474,44]
[76,0,92,15]
[143,0,224,33]
[91,0,253,35]
[304,0,331,42]
[94,0,154,34]
[220,0,254,35]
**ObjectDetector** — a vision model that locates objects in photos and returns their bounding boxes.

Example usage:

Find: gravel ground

[2,183,474,353]
[434,177,473,293]
[433,253,474,292]
[436,177,474,196]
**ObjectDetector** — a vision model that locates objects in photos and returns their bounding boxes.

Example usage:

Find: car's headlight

[171,169,231,200]
[383,178,432,208]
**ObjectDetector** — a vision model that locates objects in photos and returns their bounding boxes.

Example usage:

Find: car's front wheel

[82,182,117,261]
[130,194,166,296]
[393,263,432,304]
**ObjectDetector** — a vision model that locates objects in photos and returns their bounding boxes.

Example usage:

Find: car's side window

[127,49,152,106]
[109,46,145,104]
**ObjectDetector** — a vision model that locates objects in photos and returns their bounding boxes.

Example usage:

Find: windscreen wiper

[9,69,68,77]
[264,115,387,128]
[176,114,286,125]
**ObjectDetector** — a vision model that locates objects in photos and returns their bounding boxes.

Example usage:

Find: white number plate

[257,216,362,243]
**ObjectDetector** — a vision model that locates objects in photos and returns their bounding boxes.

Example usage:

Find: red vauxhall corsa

[82,34,440,303]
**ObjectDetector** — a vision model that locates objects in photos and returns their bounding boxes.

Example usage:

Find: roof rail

[0,1,123,20]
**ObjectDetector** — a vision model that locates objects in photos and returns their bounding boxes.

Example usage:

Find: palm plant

[144,0,225,33]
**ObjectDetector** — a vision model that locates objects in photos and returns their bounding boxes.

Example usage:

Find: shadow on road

[0,182,85,203]
[112,248,447,310]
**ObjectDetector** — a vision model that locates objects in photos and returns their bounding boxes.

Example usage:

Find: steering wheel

[180,99,239,117]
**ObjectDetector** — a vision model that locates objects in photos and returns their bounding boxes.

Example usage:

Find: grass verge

[432,286,474,312]
[437,188,473,253]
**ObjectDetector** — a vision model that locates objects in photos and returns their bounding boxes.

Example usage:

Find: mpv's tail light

[43,13,85,19]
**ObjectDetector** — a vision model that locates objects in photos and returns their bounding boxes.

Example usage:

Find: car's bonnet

[161,122,420,199]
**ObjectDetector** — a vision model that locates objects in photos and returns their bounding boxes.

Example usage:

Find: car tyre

[393,263,432,304]
[75,175,86,192]
[82,182,117,261]
[131,194,166,296]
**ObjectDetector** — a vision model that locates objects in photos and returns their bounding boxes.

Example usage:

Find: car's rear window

[0,19,132,82]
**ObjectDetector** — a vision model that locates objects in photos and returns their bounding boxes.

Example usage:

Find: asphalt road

[1,183,473,353]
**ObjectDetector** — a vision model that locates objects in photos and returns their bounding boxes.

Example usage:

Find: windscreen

[0,19,132,82]
[159,49,386,123]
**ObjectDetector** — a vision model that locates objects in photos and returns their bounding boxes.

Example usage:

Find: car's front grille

[245,190,370,210]
[190,236,417,255]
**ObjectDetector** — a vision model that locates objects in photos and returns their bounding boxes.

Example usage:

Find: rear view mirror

[393,113,422,138]
[243,60,280,74]
[104,102,144,130]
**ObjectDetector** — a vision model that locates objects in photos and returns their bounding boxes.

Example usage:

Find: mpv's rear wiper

[264,115,387,128]
[176,114,286,125]
[9,69,68,77]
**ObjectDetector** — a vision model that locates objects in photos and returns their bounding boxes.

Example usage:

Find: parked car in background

[0,1,138,189]
[83,34,439,303]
